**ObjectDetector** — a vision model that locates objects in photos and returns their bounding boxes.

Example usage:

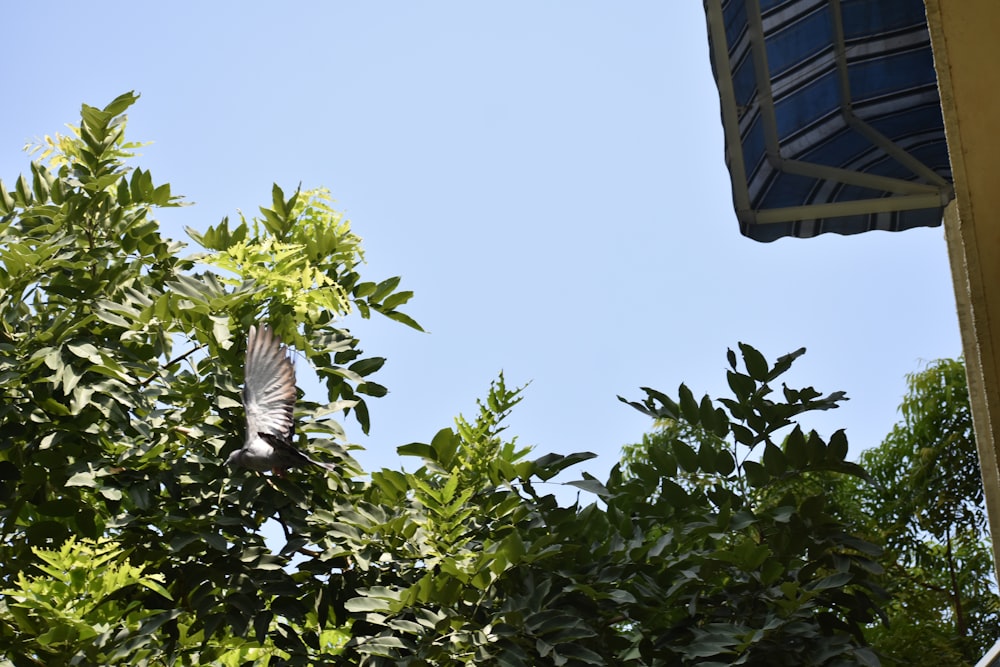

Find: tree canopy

[846,358,998,664]
[0,94,888,665]
[624,357,1000,664]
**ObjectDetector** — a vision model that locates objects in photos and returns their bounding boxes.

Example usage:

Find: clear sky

[1,3,961,485]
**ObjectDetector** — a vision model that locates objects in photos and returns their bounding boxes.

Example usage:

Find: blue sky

[2,3,960,484]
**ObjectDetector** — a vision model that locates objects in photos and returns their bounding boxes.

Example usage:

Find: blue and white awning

[705,0,953,242]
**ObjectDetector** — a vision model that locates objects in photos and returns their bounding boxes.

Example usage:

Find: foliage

[863,359,985,547]
[309,345,886,665]
[0,92,415,664]
[842,358,999,665]
[0,95,887,665]
[605,344,884,665]
[0,537,172,664]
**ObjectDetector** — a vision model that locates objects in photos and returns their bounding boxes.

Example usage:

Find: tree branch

[139,344,206,388]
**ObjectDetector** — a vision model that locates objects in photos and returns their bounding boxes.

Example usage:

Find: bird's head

[225,449,244,467]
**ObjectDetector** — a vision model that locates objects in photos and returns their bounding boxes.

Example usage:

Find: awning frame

[705,0,954,226]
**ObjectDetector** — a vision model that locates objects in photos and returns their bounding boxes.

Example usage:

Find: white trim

[975,639,1000,667]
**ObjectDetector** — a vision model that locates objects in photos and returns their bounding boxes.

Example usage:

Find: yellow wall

[926,0,1000,572]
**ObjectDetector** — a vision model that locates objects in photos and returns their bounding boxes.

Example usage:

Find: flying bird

[226,324,335,475]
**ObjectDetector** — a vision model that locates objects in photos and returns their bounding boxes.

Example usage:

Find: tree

[0,94,887,665]
[846,358,999,665]
[0,91,421,664]
[600,345,885,665]
[624,357,1000,665]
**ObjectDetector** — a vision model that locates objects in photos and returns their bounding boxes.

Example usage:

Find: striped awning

[704,0,954,242]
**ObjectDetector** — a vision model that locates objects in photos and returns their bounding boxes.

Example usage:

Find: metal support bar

[744,191,945,224]
[829,0,952,189]
[746,0,784,160]
[777,156,943,195]
[704,0,753,212]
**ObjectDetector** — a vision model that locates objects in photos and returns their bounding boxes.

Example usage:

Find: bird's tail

[303,453,337,472]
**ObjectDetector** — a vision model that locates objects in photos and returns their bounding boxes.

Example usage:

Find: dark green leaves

[622,343,856,494]
[742,460,769,487]
[617,386,679,421]
[616,344,884,664]
[828,428,849,461]
[673,440,700,473]
[530,451,597,481]
[760,441,785,475]
[739,342,769,381]
[356,276,425,333]
[726,369,757,403]
[0,93,405,664]
[0,95,893,666]
[678,383,699,422]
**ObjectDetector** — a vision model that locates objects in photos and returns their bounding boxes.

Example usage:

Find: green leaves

[0,93,397,664]
[0,95,897,666]
[354,276,424,332]
[1,537,177,664]
[615,344,885,664]
[258,182,299,237]
[846,357,998,663]
[320,375,612,664]
[183,182,421,436]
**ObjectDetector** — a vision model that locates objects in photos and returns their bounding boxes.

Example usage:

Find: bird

[225,324,335,475]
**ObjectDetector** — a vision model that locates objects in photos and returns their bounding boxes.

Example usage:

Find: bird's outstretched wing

[231,325,336,474]
[243,324,296,444]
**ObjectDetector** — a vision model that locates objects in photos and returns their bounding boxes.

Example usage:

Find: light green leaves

[1,537,175,663]
[182,183,420,436]
[0,93,373,664]
[189,184,425,338]
[0,91,894,666]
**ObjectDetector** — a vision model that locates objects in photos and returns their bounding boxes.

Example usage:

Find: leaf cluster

[309,346,886,665]
[837,358,999,665]
[0,95,889,666]
[1,537,173,664]
[0,93,416,664]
